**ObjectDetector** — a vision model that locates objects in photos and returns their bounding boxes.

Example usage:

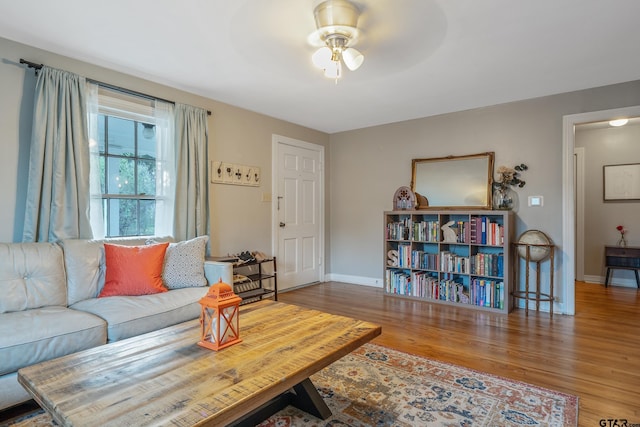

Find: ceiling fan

[308,0,364,80]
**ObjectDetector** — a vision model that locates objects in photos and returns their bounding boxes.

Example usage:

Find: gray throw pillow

[162,236,209,289]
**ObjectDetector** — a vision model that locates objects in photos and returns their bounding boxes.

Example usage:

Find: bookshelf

[384,210,514,314]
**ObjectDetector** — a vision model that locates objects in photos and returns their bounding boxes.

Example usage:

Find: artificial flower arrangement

[616,225,626,237]
[616,225,628,246]
[495,164,528,189]
[492,163,527,210]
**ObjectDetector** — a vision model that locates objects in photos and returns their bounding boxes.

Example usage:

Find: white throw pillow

[162,236,209,289]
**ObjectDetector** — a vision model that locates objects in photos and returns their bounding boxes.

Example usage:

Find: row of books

[396,244,412,268]
[386,270,466,302]
[411,221,440,242]
[385,272,506,309]
[440,251,470,274]
[469,278,505,309]
[386,269,411,295]
[470,217,504,245]
[411,250,439,270]
[387,217,504,246]
[386,218,411,240]
[470,253,504,277]
[393,248,504,278]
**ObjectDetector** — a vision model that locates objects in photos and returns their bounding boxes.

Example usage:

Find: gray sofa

[0,237,232,411]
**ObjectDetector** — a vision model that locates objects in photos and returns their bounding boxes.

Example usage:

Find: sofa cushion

[60,237,173,305]
[0,306,106,376]
[163,236,209,289]
[71,287,206,342]
[99,243,169,297]
[0,243,67,314]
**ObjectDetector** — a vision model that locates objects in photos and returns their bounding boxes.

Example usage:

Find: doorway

[271,135,325,291]
[562,105,640,314]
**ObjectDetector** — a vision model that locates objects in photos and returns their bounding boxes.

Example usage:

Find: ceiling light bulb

[609,118,629,127]
[142,123,155,139]
[324,60,342,79]
[342,47,364,71]
[312,47,333,69]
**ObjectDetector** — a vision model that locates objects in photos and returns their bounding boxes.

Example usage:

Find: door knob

[279,222,286,228]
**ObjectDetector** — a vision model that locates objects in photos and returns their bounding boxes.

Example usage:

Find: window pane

[102,198,108,235]
[109,198,138,236]
[107,157,135,195]
[99,156,105,193]
[108,117,135,157]
[139,200,155,236]
[138,122,157,159]
[98,115,106,154]
[138,159,156,196]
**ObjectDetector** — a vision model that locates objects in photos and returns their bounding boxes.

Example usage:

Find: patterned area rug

[3,343,577,427]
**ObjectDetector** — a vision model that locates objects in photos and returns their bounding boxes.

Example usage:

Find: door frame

[271,134,326,286]
[574,146,585,282]
[562,105,640,314]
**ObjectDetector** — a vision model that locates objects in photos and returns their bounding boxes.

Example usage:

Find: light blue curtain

[22,66,92,242]
[173,104,210,242]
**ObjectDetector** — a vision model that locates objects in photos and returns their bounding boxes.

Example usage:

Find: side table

[604,245,640,288]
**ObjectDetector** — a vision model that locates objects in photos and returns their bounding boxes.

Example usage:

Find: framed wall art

[603,163,640,201]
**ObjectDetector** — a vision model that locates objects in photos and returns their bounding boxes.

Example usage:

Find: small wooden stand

[604,245,640,288]
[512,242,555,317]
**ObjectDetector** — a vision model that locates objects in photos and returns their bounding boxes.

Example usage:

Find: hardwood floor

[2,281,636,425]
[279,281,640,426]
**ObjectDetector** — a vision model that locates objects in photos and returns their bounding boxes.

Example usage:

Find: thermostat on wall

[528,196,543,207]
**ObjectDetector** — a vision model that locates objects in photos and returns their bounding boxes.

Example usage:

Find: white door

[272,135,324,291]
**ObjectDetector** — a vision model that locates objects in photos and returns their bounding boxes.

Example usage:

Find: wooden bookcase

[384,210,514,314]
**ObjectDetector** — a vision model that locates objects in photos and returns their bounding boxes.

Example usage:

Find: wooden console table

[604,245,640,288]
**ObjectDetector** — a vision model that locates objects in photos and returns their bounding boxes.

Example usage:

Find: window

[98,115,157,236]
[89,86,174,238]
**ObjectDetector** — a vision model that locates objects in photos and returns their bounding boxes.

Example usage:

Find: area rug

[2,343,577,427]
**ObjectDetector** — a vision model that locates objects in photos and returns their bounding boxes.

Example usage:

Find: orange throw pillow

[99,243,170,297]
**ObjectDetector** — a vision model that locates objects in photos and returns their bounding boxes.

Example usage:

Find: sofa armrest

[203,260,233,286]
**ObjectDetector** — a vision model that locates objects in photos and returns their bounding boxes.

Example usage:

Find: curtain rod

[20,59,212,116]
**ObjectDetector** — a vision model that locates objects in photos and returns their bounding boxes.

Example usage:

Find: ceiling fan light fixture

[342,47,364,71]
[313,0,359,29]
[312,46,333,69]
[310,0,363,80]
[323,60,342,79]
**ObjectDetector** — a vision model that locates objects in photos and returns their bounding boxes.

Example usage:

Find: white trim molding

[562,105,640,315]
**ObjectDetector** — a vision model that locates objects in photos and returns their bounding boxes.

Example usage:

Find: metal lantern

[198,280,242,351]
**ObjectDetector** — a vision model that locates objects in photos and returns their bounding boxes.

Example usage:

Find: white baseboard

[584,274,638,288]
[325,273,383,288]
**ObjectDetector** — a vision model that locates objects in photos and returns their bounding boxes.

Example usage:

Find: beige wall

[0,37,330,257]
[576,122,640,286]
[4,35,640,305]
[328,81,640,308]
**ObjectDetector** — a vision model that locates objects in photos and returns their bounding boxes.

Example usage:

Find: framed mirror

[411,152,495,209]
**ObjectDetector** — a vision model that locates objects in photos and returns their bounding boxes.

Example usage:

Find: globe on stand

[516,230,552,261]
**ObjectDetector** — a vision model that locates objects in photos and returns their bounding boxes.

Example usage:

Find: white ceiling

[1,0,640,133]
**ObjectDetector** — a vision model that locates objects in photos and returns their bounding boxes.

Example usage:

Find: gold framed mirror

[411,152,495,210]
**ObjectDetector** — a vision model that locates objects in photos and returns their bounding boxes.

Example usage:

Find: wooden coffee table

[18,300,381,426]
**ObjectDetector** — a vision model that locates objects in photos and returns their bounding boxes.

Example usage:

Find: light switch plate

[528,196,543,207]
